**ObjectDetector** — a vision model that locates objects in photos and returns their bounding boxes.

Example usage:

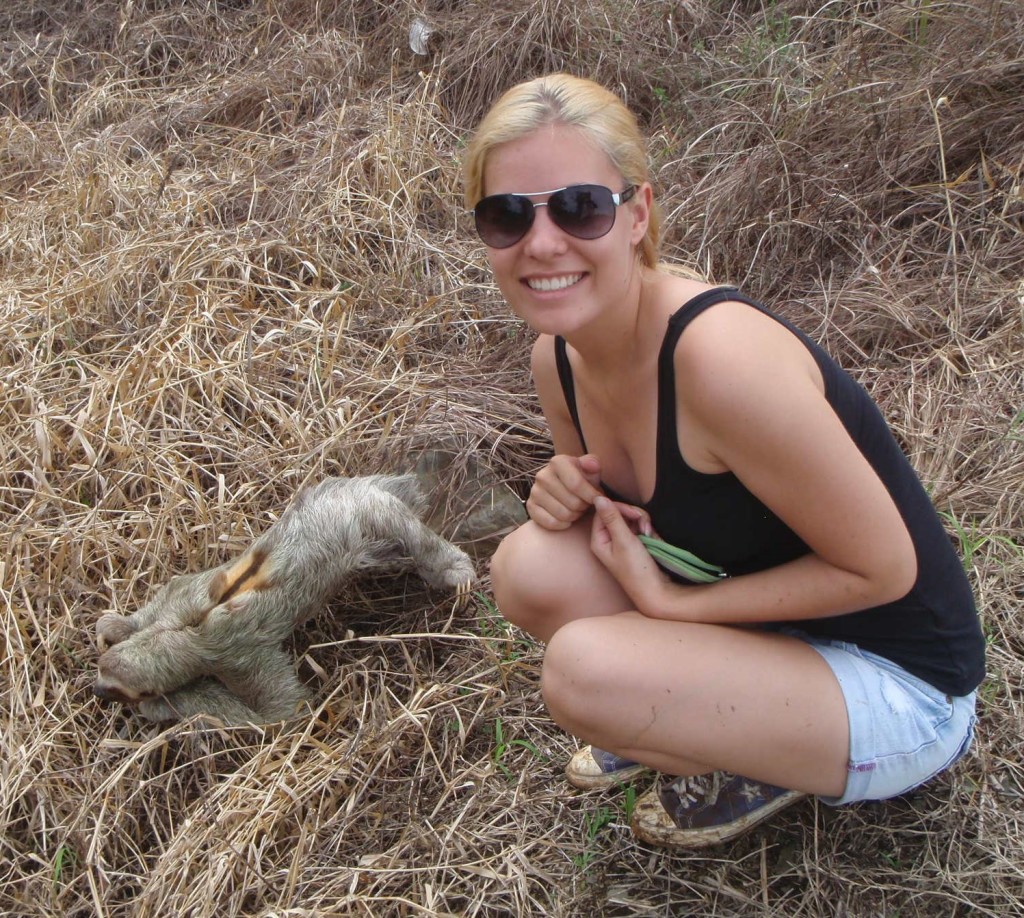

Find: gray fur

[94,475,476,725]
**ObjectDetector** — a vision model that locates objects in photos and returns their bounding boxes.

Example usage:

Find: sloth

[93,472,484,725]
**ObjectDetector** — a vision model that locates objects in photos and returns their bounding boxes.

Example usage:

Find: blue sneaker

[631,772,806,847]
[566,745,652,790]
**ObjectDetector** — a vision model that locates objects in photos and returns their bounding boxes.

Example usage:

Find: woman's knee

[490,519,634,640]
[490,521,583,626]
[489,523,548,626]
[540,617,621,733]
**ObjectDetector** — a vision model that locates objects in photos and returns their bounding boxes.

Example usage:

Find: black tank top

[554,287,985,696]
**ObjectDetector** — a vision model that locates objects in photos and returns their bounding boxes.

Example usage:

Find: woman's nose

[521,205,569,257]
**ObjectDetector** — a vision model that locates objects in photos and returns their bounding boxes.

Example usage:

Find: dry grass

[1,1,1022,915]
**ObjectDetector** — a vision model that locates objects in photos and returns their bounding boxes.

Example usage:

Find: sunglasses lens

[473,184,630,247]
[548,185,616,239]
[474,194,534,248]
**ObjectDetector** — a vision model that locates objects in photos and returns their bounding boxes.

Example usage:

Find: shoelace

[668,771,725,807]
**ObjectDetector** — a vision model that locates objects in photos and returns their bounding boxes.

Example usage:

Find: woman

[465,74,984,848]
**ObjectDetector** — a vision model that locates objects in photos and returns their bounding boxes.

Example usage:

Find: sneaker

[565,745,652,790]
[630,772,807,848]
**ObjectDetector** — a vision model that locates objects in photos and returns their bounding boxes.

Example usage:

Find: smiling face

[481,122,651,339]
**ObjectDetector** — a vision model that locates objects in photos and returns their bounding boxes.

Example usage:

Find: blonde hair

[463,73,662,268]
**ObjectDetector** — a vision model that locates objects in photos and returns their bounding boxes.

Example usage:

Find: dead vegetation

[1,1,1022,915]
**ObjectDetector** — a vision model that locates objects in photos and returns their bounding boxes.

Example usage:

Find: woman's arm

[590,303,918,624]
[531,333,586,457]
[525,335,604,530]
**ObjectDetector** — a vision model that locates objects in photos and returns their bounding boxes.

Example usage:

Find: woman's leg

[542,612,850,797]
[490,517,635,643]
[491,518,850,794]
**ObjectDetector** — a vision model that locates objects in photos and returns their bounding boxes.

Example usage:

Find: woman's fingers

[590,497,668,611]
[592,495,634,542]
[527,454,605,528]
[611,501,653,536]
[549,454,604,503]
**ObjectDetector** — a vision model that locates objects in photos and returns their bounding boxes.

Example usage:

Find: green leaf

[639,535,725,583]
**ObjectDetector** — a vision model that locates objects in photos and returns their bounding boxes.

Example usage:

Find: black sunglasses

[473,183,637,249]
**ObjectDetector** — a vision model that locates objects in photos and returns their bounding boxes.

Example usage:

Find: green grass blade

[641,542,723,583]
[638,535,725,575]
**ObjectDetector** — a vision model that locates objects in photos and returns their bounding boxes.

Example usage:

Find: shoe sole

[629,788,807,848]
[566,760,653,791]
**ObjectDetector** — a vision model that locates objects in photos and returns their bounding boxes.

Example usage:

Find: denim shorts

[788,631,978,806]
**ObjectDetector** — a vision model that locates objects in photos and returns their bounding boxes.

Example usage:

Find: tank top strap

[554,335,589,452]
[557,286,765,480]
[656,286,762,462]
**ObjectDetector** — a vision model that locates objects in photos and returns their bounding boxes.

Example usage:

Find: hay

[2,1,1021,915]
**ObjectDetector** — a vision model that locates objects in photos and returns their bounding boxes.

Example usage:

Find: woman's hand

[526,453,606,530]
[589,496,668,613]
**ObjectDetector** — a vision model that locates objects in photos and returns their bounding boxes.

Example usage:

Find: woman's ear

[629,182,653,247]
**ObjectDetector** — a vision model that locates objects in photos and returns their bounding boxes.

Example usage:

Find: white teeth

[527,274,582,291]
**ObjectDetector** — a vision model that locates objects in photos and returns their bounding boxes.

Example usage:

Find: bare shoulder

[530,333,584,454]
[530,333,557,373]
[674,299,822,415]
[530,333,562,397]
